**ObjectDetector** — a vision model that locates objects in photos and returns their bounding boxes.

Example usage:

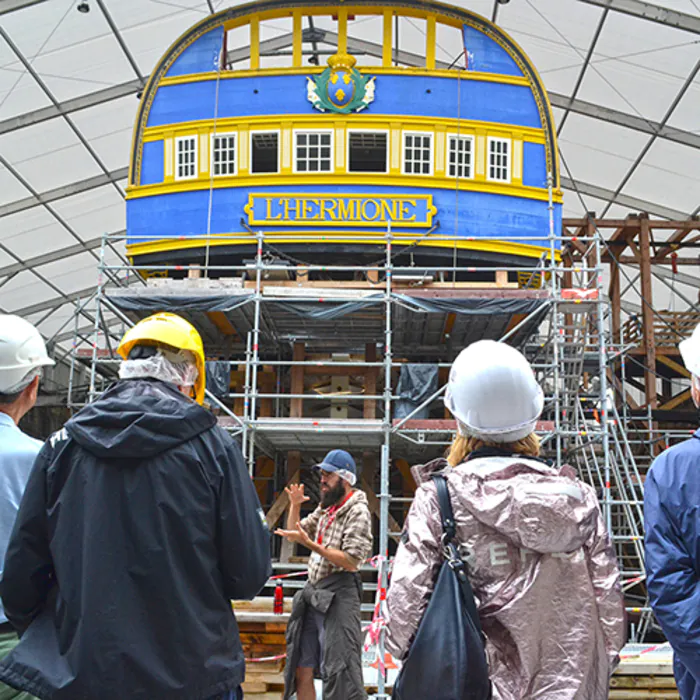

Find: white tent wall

[0,0,698,401]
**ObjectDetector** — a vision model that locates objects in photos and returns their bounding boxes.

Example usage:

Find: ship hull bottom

[128,241,556,284]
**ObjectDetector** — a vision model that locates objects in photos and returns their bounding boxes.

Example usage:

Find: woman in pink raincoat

[386,340,626,699]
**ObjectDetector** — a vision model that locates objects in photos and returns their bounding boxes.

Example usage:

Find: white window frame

[249,129,281,175]
[293,129,335,174]
[174,135,198,181]
[346,129,390,174]
[210,132,238,177]
[447,133,475,180]
[486,136,511,184]
[402,131,434,177]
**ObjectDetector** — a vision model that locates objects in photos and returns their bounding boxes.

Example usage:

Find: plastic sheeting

[107,295,253,313]
[107,292,547,319]
[394,364,439,420]
[205,361,231,399]
[391,294,548,317]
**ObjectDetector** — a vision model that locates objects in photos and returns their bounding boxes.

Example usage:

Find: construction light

[77,1,90,13]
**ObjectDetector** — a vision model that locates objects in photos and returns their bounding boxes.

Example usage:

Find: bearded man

[276,450,372,700]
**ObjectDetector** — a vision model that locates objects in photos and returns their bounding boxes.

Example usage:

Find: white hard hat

[444,340,544,443]
[679,323,700,377]
[0,315,54,394]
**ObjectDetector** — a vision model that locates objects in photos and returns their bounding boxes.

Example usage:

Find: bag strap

[433,472,457,544]
[431,474,485,638]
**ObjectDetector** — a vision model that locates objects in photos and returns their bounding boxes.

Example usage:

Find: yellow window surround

[155,120,552,196]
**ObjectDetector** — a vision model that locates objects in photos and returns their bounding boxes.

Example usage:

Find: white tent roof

[1,0,698,392]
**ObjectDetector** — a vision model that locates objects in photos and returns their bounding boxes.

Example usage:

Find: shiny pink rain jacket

[385,456,626,699]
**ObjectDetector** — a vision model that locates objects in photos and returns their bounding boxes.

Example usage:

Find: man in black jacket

[0,312,271,700]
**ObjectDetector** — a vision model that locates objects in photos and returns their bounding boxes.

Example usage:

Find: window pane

[487,139,510,181]
[295,132,332,172]
[252,132,279,173]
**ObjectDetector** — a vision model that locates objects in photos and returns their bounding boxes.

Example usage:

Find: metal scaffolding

[70,214,672,688]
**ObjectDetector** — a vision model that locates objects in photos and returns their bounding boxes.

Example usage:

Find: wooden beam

[656,354,691,378]
[206,311,237,337]
[655,228,691,259]
[601,219,638,261]
[639,215,657,410]
[441,312,456,345]
[258,370,275,418]
[625,376,647,394]
[290,342,305,418]
[265,469,300,529]
[562,218,700,231]
[618,256,700,265]
[609,251,621,346]
[287,450,301,482]
[276,459,301,562]
[395,458,417,492]
[626,238,642,263]
[254,456,275,506]
[565,237,589,257]
[658,389,692,411]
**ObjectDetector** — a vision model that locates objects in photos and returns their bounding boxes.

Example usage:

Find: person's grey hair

[692,374,700,392]
[119,348,198,389]
[0,369,41,405]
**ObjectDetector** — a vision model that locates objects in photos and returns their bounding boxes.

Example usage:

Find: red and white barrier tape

[363,556,389,675]
[620,643,670,660]
[246,653,287,663]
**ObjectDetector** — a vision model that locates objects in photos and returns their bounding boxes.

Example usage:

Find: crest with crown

[307,51,376,114]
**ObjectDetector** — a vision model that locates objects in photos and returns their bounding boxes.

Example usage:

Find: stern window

[295,131,333,173]
[175,136,197,180]
[448,135,474,179]
[487,137,511,183]
[348,131,388,173]
[212,133,237,176]
[403,132,433,176]
[251,132,279,174]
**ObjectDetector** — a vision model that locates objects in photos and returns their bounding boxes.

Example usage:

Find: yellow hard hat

[117,312,206,404]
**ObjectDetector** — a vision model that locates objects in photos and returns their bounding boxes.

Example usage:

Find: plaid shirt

[300,489,373,585]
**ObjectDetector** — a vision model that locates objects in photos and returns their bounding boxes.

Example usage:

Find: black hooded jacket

[0,379,271,700]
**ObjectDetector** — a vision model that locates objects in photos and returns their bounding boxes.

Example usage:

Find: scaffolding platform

[105,284,552,356]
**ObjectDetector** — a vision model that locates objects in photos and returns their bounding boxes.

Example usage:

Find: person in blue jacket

[0,313,271,700]
[0,315,54,700]
[644,323,700,700]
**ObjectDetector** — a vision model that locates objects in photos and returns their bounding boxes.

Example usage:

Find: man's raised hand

[285,483,310,507]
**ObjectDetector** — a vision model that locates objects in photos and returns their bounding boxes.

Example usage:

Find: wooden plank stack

[611,645,679,699]
[233,598,290,699]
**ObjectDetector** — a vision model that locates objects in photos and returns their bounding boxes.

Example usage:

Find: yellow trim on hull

[157,66,530,87]
[142,114,547,144]
[126,174,563,203]
[126,234,561,262]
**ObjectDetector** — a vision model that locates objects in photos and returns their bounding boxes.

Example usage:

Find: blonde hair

[447,433,541,467]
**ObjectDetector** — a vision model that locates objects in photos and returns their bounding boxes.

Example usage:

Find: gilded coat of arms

[307,52,376,114]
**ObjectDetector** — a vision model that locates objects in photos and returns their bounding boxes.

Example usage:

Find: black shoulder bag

[392,475,492,700]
